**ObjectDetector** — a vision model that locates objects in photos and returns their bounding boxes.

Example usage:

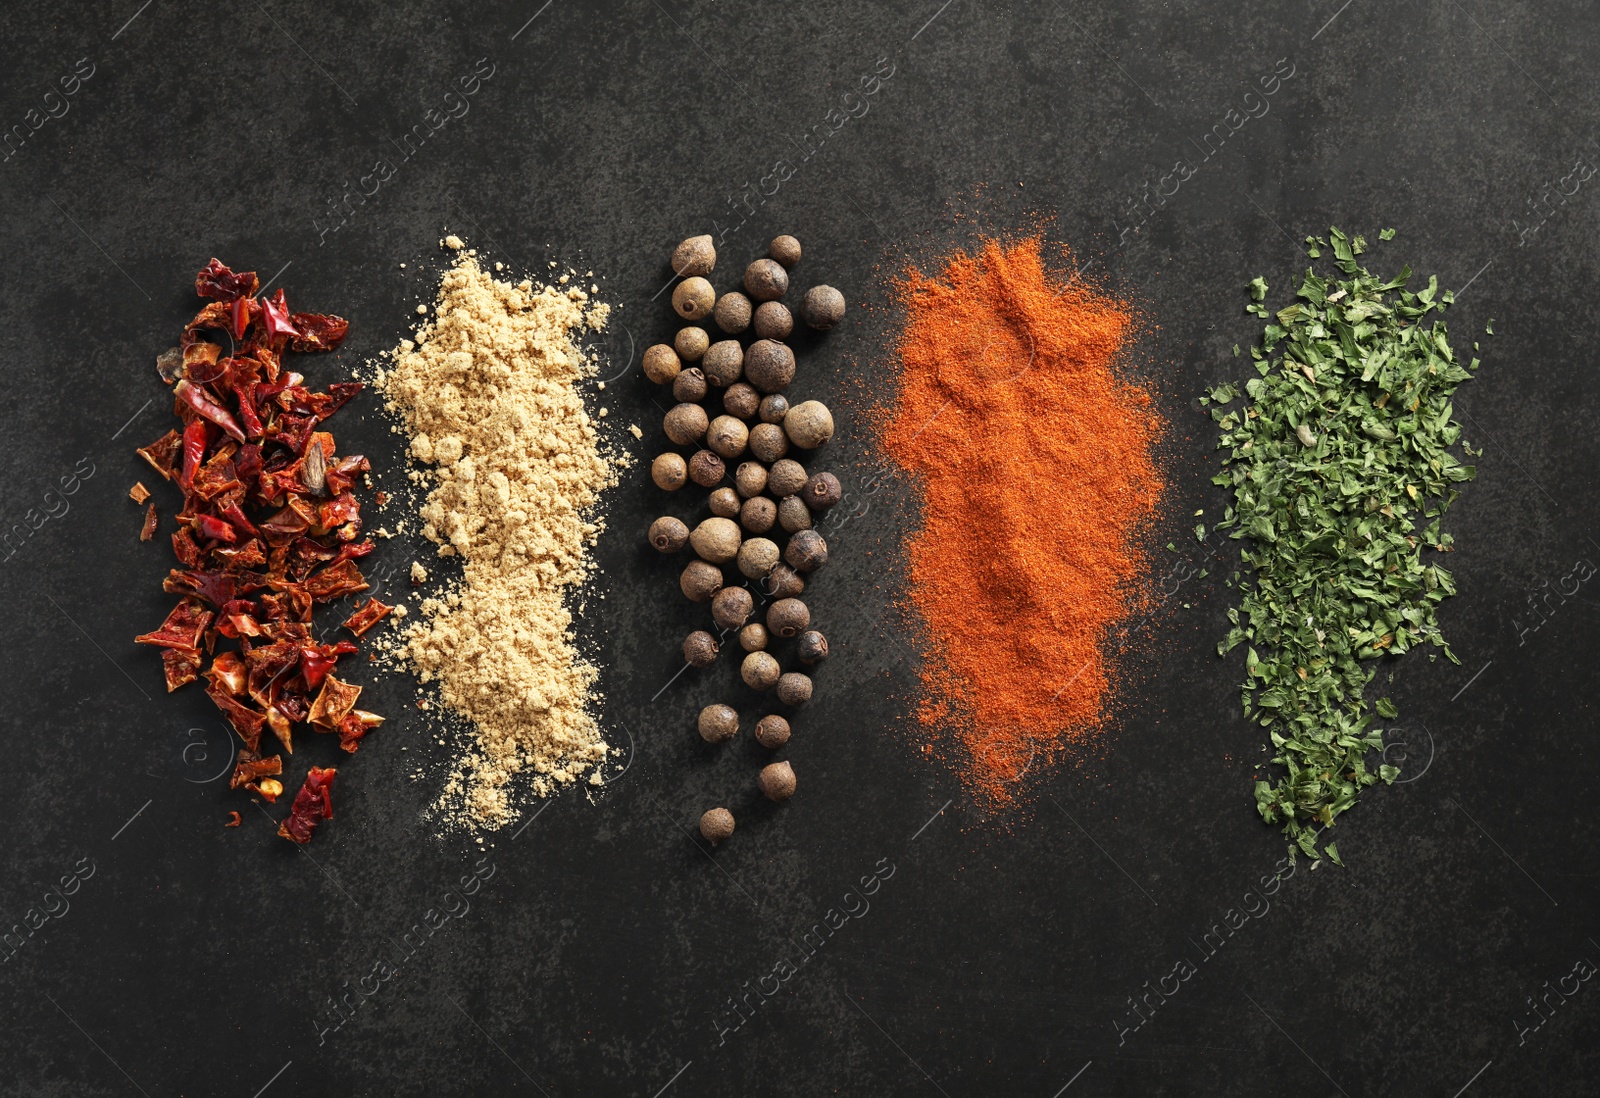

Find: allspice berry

[753,301,794,341]
[769,235,802,268]
[711,585,755,631]
[754,714,791,749]
[785,529,828,572]
[767,597,810,638]
[652,452,688,491]
[801,472,842,510]
[672,366,708,403]
[708,486,741,518]
[758,760,796,802]
[777,496,812,533]
[690,517,742,564]
[642,343,681,385]
[802,284,846,330]
[744,259,789,302]
[672,234,716,277]
[700,806,735,844]
[734,461,768,498]
[744,340,796,393]
[739,622,770,652]
[736,537,781,579]
[706,415,750,460]
[683,630,720,667]
[742,650,781,690]
[680,560,724,602]
[701,340,744,388]
[688,449,726,488]
[698,703,739,744]
[775,672,813,706]
[672,276,715,321]
[648,515,689,553]
[783,400,834,448]
[723,382,760,420]
[796,629,829,665]
[674,326,710,362]
[663,403,709,446]
[758,394,790,424]
[748,423,790,463]
[740,495,777,534]
[713,291,752,334]
[767,459,808,498]
[763,563,806,599]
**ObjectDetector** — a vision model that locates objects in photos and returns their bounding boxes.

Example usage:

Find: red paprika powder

[881,237,1163,804]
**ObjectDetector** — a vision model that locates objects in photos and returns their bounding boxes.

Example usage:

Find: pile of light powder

[374,240,619,828]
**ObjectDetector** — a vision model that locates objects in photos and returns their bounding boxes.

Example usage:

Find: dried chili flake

[195,258,259,302]
[336,709,384,753]
[231,749,282,790]
[305,558,368,602]
[129,482,151,504]
[309,674,361,730]
[137,430,183,480]
[225,811,242,827]
[135,599,212,651]
[140,502,158,542]
[161,647,201,692]
[278,767,336,843]
[341,598,392,637]
[289,313,350,353]
[260,289,300,345]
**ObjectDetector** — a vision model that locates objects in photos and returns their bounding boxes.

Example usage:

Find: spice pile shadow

[880,237,1164,805]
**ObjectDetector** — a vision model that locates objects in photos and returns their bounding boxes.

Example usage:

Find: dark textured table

[2,1,1596,1095]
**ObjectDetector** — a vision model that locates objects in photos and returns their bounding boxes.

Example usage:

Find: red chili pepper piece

[298,641,357,692]
[196,515,238,543]
[225,811,242,827]
[261,288,300,344]
[139,502,159,542]
[195,258,259,302]
[278,766,336,844]
[137,429,184,481]
[135,598,213,650]
[174,380,246,443]
[289,312,349,352]
[178,420,207,491]
[341,597,392,637]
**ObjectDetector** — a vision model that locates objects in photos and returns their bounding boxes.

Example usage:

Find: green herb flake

[1210,226,1482,865]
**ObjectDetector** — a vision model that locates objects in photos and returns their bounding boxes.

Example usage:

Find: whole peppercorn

[648,515,689,553]
[796,629,829,665]
[651,452,688,491]
[753,301,794,341]
[672,366,708,403]
[674,326,710,362]
[711,585,755,631]
[775,672,813,706]
[680,560,724,602]
[736,537,781,579]
[740,495,777,534]
[754,714,791,749]
[690,517,742,564]
[642,343,681,385]
[672,276,715,321]
[672,234,716,277]
[801,472,842,510]
[688,449,726,488]
[706,415,750,460]
[801,284,847,330]
[785,529,828,572]
[758,393,790,424]
[769,235,802,268]
[739,622,770,652]
[663,403,709,446]
[708,487,741,518]
[699,806,735,844]
[683,630,720,668]
[713,291,752,334]
[701,340,744,388]
[734,461,768,498]
[742,650,781,690]
[784,400,834,448]
[744,259,789,302]
[763,563,806,599]
[758,760,796,802]
[744,340,796,393]
[767,597,810,638]
[723,382,760,421]
[767,458,808,498]
[777,495,812,533]
[698,703,739,744]
[748,423,790,463]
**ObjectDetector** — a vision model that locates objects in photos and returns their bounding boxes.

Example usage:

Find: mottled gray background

[0,1,1595,1095]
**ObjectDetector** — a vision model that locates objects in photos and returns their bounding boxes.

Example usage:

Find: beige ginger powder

[375,250,618,828]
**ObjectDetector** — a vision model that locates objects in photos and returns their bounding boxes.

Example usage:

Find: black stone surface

[0,1,1596,1095]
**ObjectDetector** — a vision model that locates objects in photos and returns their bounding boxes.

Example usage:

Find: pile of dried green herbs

[1205,227,1484,864]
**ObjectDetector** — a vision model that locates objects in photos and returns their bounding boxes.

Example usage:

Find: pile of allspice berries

[644,232,844,847]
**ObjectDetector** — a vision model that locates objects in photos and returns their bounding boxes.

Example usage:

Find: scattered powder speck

[373,250,621,829]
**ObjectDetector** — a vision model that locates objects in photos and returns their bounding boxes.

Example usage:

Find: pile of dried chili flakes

[134,259,389,844]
